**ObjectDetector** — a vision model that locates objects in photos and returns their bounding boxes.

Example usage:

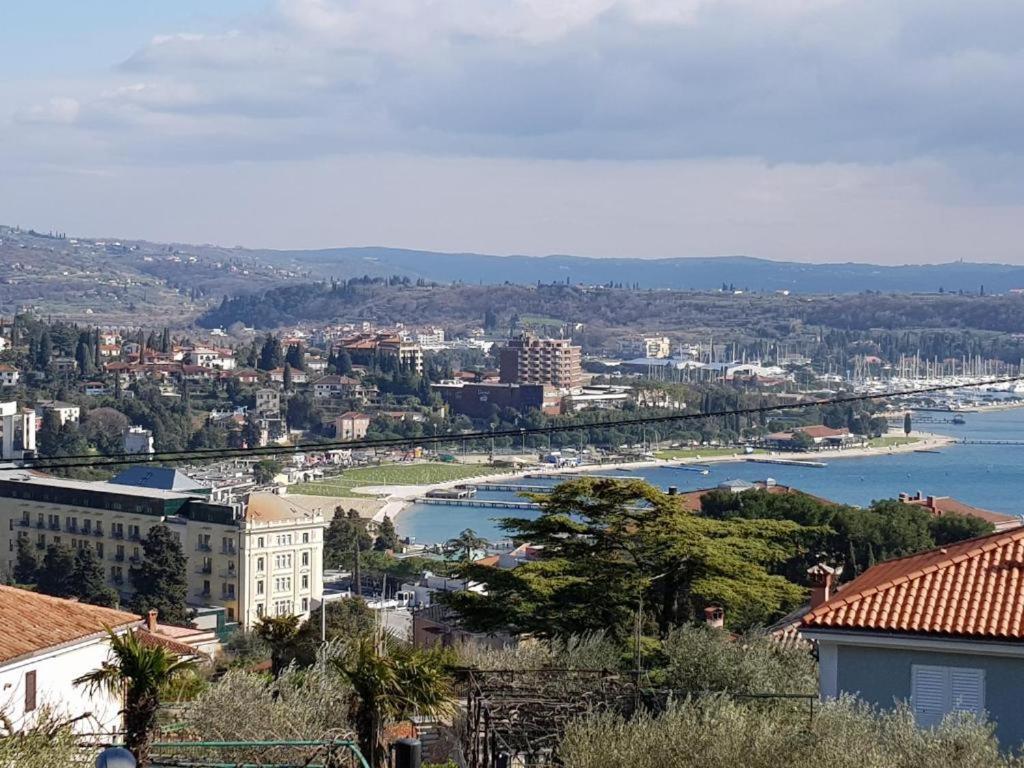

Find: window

[257,537,264,548]
[95,543,104,559]
[302,532,309,543]
[301,552,309,567]
[301,598,309,612]
[257,580,264,595]
[301,574,309,589]
[24,670,36,713]
[912,665,985,728]
[257,556,265,572]
[256,603,265,617]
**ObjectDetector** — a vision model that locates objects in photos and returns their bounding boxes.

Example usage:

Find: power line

[14,375,1018,473]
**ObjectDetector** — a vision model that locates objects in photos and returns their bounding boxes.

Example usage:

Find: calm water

[396,408,1024,544]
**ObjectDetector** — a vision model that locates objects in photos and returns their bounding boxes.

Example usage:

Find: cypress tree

[37,544,77,598]
[129,525,190,626]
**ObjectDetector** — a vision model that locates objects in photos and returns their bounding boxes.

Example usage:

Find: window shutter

[950,668,985,716]
[911,665,948,728]
[24,670,36,713]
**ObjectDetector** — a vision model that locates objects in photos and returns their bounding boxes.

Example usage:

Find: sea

[395,407,1024,544]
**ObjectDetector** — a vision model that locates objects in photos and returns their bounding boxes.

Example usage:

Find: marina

[745,457,828,468]
[395,408,1024,544]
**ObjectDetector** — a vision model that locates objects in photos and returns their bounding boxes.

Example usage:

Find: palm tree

[255,614,300,677]
[75,629,195,767]
[444,528,488,562]
[336,637,455,767]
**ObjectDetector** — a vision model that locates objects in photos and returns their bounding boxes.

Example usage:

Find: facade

[0,472,325,628]
[36,400,80,426]
[898,490,1021,531]
[123,426,155,455]
[0,586,138,734]
[0,364,20,387]
[255,388,281,415]
[0,402,36,460]
[338,333,424,374]
[619,336,671,359]
[802,528,1024,749]
[498,334,582,391]
[433,381,562,418]
[335,411,371,440]
[762,425,863,451]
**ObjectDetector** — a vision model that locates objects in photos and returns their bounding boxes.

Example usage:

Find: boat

[952,414,966,425]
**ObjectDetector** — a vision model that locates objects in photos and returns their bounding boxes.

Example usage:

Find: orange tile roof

[0,586,139,664]
[900,494,1020,529]
[802,528,1024,639]
[135,628,206,658]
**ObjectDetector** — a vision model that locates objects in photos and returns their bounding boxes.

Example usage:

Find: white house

[0,586,139,735]
[0,364,19,387]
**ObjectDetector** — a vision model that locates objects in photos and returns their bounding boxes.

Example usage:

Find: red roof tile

[802,528,1024,639]
[0,586,139,664]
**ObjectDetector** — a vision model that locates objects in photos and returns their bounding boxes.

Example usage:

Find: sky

[3,0,1024,263]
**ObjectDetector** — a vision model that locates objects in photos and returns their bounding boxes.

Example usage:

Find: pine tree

[37,544,77,599]
[374,516,400,552]
[129,525,190,626]
[13,537,39,584]
[72,547,118,607]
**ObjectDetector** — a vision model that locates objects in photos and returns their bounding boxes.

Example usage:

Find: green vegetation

[868,435,919,447]
[654,446,753,460]
[291,462,503,496]
[129,524,190,626]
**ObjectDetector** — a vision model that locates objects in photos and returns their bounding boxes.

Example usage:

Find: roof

[767,425,849,440]
[0,469,198,501]
[337,411,372,420]
[244,492,323,523]
[900,493,1020,529]
[675,481,832,513]
[802,528,1024,640]
[111,466,206,492]
[134,628,205,658]
[0,586,138,665]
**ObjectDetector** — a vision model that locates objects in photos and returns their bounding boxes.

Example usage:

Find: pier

[425,487,477,500]
[671,465,712,473]
[466,483,551,493]
[523,472,646,481]
[746,457,828,468]
[414,497,542,510]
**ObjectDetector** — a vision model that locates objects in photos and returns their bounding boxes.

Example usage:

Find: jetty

[414,497,542,510]
[746,457,828,468]
[425,487,477,500]
[523,472,646,481]
[466,483,551,493]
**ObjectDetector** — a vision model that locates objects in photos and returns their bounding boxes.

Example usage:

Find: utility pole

[354,536,362,598]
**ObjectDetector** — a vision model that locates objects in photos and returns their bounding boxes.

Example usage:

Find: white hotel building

[0,470,325,628]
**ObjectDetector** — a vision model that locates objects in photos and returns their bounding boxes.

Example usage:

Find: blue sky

[3,1,1024,263]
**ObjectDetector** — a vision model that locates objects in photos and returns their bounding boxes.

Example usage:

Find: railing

[114,554,125,562]
[18,520,29,528]
[197,542,212,552]
[220,569,237,579]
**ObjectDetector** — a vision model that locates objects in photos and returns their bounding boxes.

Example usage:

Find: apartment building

[619,336,672,359]
[498,334,583,392]
[338,333,424,374]
[0,471,325,628]
[0,402,35,461]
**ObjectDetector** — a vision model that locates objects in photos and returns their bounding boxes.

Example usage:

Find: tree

[13,536,39,584]
[285,342,305,371]
[255,615,301,678]
[335,637,455,767]
[442,479,806,639]
[336,348,353,375]
[82,406,130,455]
[283,362,293,391]
[75,629,196,767]
[253,459,283,485]
[903,412,912,436]
[130,524,190,626]
[36,330,52,369]
[72,547,118,607]
[36,544,77,598]
[75,338,93,377]
[258,333,283,371]
[292,597,376,666]
[324,509,373,570]
[928,513,993,546]
[374,516,399,552]
[444,528,488,562]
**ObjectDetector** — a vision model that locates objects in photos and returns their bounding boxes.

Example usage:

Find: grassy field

[654,447,758,460]
[290,462,505,496]
[868,436,921,448]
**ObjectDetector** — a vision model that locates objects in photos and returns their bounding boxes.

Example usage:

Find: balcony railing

[220,569,237,579]
[112,530,124,539]
[48,522,60,531]
[93,529,104,537]
[114,554,125,562]
[197,542,212,552]
[199,589,211,598]
[18,520,30,528]
[199,565,213,575]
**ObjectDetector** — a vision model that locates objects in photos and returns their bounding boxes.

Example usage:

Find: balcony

[48,522,60,531]
[129,533,141,542]
[129,555,141,564]
[112,530,124,539]
[198,589,211,598]
[65,525,78,534]
[18,520,29,528]
[220,591,236,600]
[93,529,104,537]
[34,521,44,529]
[198,565,213,575]
[112,576,124,586]
[114,554,125,562]
[197,542,212,552]
[220,569,237,580]
[221,547,237,556]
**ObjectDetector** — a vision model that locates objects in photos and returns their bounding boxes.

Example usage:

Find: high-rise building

[0,402,35,461]
[0,470,325,628]
[499,334,582,392]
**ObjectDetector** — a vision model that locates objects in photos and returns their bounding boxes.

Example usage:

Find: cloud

[15,96,80,125]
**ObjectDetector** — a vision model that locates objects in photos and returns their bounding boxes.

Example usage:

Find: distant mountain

[257,247,1024,294]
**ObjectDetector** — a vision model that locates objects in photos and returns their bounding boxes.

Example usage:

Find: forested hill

[262,247,1024,294]
[198,280,1024,336]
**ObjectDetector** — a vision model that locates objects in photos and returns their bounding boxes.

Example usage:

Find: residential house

[35,400,80,426]
[0,586,139,735]
[0,364,20,387]
[313,374,372,402]
[122,427,154,455]
[255,388,281,415]
[802,528,1024,748]
[0,402,36,460]
[268,367,309,385]
[335,412,371,440]
[337,333,424,374]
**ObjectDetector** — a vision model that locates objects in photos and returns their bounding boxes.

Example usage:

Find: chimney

[926,495,936,510]
[898,492,909,502]
[667,486,678,496]
[808,563,842,609]
[146,609,158,632]
[703,605,724,629]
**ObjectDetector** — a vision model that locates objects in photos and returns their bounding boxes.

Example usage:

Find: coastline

[368,429,957,524]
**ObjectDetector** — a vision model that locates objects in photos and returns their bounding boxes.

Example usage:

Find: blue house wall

[835,643,1024,749]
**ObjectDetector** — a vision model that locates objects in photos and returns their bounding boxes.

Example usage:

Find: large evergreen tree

[72,547,118,607]
[325,508,373,569]
[13,537,39,584]
[374,516,399,552]
[129,525,190,626]
[258,334,283,371]
[37,544,78,599]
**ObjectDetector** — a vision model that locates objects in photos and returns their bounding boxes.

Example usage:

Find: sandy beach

[361,429,956,523]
